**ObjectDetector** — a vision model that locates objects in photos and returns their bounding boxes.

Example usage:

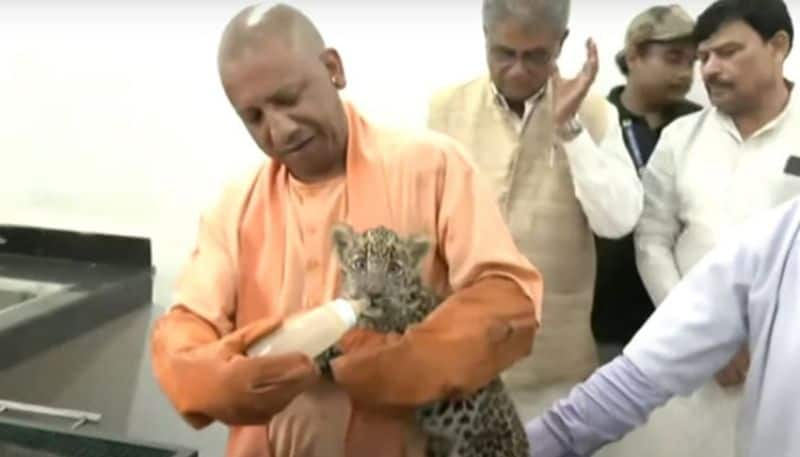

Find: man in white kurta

[527,194,800,457]
[632,1,797,455]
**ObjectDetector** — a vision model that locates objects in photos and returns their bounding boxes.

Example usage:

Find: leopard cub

[317,223,529,457]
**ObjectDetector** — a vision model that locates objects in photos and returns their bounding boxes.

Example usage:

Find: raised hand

[553,37,599,127]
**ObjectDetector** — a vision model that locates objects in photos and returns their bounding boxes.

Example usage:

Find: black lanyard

[622,118,645,173]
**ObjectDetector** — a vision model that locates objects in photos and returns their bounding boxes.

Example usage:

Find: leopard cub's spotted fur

[317,223,529,457]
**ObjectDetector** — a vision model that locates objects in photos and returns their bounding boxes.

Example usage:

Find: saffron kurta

[151,101,543,457]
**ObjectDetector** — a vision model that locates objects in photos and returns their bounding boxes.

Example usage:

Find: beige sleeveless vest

[429,76,608,389]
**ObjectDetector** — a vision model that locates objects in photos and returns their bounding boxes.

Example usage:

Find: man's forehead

[488,31,561,53]
[221,50,306,106]
[698,20,754,51]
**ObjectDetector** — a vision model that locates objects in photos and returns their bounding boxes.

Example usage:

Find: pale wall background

[0,1,797,455]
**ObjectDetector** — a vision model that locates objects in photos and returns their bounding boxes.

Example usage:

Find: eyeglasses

[488,46,554,70]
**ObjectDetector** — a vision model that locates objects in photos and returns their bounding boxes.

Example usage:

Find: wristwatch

[318,357,335,381]
[557,116,584,141]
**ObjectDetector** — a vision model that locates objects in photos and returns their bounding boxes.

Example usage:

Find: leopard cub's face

[331,223,429,331]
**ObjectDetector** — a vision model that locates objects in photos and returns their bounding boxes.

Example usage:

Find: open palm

[553,38,599,126]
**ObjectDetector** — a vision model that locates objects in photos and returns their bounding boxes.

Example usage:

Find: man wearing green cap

[592,5,701,364]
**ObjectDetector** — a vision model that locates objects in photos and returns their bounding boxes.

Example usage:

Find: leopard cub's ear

[331,223,355,261]
[406,234,431,269]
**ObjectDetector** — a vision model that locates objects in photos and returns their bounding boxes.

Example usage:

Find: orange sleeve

[170,189,240,335]
[332,139,542,407]
[151,307,319,428]
[171,165,264,335]
[151,168,319,428]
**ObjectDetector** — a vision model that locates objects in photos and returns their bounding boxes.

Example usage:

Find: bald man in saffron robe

[150,4,542,457]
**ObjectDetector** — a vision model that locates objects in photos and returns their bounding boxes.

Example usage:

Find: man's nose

[507,58,528,79]
[701,55,722,81]
[262,110,301,151]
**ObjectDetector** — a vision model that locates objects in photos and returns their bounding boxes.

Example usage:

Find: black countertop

[0,415,197,457]
[0,225,154,371]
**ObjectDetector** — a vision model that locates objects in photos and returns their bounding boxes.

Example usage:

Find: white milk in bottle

[246,298,368,358]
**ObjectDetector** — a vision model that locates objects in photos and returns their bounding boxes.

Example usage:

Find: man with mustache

[150,3,542,457]
[525,0,798,456]
[592,5,701,364]
[637,0,795,415]
[637,0,796,382]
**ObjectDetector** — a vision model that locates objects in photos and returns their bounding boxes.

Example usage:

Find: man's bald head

[216,3,349,184]
[218,3,326,67]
